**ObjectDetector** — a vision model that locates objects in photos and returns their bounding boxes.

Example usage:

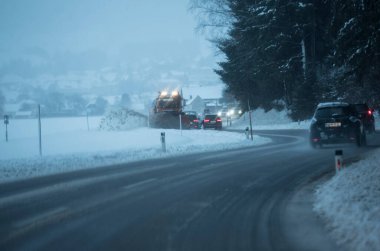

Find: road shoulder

[283,173,345,251]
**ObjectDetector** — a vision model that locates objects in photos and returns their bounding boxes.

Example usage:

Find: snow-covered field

[0,116,270,183]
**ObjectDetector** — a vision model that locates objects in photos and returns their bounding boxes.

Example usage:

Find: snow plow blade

[149,112,190,129]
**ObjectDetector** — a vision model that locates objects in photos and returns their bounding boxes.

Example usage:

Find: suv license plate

[325,122,341,128]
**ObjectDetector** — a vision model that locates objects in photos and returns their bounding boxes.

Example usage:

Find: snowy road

[1,129,379,251]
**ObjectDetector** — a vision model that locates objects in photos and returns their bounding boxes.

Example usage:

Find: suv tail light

[368,110,373,115]
[216,118,222,122]
[204,119,210,123]
[194,119,199,122]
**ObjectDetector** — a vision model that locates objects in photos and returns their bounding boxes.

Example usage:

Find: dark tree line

[191,0,380,120]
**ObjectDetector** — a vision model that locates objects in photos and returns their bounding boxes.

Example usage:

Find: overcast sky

[0,0,209,56]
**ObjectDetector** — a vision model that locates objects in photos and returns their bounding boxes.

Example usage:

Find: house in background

[184,95,204,115]
[15,111,34,118]
[182,84,224,115]
[3,102,38,119]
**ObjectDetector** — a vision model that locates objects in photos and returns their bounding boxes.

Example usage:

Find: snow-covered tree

[329,0,380,105]
[211,0,330,119]
[191,0,380,119]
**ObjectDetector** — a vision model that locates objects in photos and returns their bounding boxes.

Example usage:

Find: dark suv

[203,114,222,130]
[352,103,375,134]
[309,102,366,148]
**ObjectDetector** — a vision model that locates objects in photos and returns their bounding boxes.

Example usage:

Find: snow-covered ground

[229,108,311,130]
[229,108,380,251]
[314,150,380,251]
[1,108,379,250]
[0,116,270,183]
[313,111,380,251]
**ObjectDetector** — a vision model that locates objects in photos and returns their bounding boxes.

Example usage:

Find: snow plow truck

[149,90,191,129]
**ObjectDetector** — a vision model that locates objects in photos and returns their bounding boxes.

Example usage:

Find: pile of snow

[314,150,380,251]
[99,108,147,131]
[0,117,271,183]
[230,108,311,130]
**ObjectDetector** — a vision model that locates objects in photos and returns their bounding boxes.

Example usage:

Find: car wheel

[310,140,322,149]
[362,131,367,146]
[371,125,376,134]
[310,141,317,149]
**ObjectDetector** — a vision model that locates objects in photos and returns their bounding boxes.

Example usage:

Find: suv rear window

[353,104,369,113]
[205,115,217,120]
[315,106,352,118]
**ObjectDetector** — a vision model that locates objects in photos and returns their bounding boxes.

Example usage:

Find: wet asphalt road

[1,129,379,251]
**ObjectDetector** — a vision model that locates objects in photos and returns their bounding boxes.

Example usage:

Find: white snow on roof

[230,108,311,130]
[317,102,349,108]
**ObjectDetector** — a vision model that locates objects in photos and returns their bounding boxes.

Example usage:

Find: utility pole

[38,104,42,156]
[248,100,253,141]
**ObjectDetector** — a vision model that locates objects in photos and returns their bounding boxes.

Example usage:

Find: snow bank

[314,149,380,251]
[230,108,311,130]
[99,108,147,131]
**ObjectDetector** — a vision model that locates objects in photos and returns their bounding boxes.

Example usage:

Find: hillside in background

[0,40,224,117]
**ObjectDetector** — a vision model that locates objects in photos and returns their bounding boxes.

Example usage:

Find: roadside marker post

[4,115,9,142]
[245,127,249,139]
[335,150,343,173]
[248,100,253,141]
[161,132,166,153]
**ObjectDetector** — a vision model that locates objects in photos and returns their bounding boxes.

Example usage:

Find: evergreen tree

[191,0,380,119]
[214,0,331,118]
[330,0,380,106]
